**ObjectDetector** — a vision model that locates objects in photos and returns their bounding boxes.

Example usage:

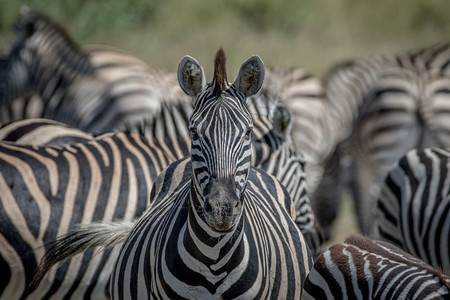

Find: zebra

[0,86,319,298]
[324,43,450,235]
[263,67,344,240]
[0,11,187,131]
[376,147,450,274]
[302,234,450,299]
[34,48,314,299]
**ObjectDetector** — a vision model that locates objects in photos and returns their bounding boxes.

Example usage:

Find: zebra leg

[311,144,344,241]
[349,151,378,236]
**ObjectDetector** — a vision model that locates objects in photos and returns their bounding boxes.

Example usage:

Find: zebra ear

[177,55,206,99]
[273,104,292,140]
[233,55,265,99]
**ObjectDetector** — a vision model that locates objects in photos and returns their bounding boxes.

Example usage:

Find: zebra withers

[377,147,450,274]
[35,49,313,299]
[0,11,187,131]
[302,234,450,299]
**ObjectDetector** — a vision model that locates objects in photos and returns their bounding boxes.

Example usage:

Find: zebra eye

[244,128,252,141]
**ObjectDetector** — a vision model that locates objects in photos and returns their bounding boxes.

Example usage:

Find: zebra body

[302,234,450,299]
[377,147,450,274]
[0,12,187,131]
[326,44,450,235]
[109,49,312,299]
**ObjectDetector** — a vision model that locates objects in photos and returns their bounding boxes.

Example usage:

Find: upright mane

[213,48,228,94]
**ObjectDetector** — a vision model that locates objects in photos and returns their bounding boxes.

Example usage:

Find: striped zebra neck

[184,187,246,266]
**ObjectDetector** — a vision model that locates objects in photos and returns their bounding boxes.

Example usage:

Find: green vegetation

[1,0,450,77]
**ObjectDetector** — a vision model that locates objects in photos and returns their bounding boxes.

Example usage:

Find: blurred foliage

[1,0,450,77]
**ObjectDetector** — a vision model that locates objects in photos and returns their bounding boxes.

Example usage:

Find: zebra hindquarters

[376,147,450,274]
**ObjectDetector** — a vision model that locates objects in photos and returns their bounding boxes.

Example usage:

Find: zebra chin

[204,215,238,233]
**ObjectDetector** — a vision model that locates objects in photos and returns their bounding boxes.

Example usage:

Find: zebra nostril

[204,201,212,213]
[234,201,240,208]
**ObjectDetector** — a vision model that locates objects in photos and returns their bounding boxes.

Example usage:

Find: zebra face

[178,49,265,233]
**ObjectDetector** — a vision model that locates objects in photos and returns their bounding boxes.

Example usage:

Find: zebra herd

[0,10,449,300]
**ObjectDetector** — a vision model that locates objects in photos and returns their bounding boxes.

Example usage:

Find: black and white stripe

[303,234,450,299]
[377,147,450,274]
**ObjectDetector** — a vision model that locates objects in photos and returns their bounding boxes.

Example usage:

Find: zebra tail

[31,220,134,288]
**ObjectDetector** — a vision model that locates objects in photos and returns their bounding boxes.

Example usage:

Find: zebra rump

[377,147,450,274]
[324,44,450,236]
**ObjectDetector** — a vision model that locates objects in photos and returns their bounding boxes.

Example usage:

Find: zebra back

[0,118,95,145]
[377,147,450,274]
[303,234,450,299]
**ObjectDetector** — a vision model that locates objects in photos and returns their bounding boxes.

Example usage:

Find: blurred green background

[0,0,448,245]
[1,0,450,78]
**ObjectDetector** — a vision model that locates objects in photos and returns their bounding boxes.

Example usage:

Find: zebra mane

[213,48,228,94]
[13,11,95,75]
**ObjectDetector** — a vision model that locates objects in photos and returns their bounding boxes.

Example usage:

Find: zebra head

[0,12,93,105]
[0,14,36,103]
[178,48,265,233]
